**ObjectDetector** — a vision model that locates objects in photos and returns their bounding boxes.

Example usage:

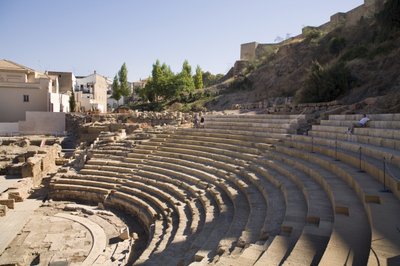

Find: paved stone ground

[0,205,92,265]
[0,198,41,255]
[0,201,137,265]
[0,175,20,194]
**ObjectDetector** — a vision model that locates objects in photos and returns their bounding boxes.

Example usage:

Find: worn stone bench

[269,146,371,265]
[274,143,400,264]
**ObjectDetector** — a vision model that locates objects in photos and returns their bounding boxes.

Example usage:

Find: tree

[194,65,203,90]
[111,75,121,101]
[202,71,224,88]
[295,61,353,103]
[119,63,131,97]
[69,89,76,112]
[174,60,195,99]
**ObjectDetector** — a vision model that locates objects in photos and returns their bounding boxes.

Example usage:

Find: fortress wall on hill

[240,0,386,62]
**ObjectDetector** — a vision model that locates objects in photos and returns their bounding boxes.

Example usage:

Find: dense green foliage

[111,75,121,101]
[340,46,369,61]
[111,63,131,102]
[69,89,76,112]
[303,27,322,40]
[202,72,224,87]
[377,0,400,30]
[329,37,346,55]
[194,65,203,90]
[295,61,353,103]
[227,76,253,93]
[118,63,131,97]
[139,60,199,103]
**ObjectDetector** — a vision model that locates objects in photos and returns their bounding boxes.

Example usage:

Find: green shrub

[303,27,322,40]
[368,42,397,59]
[227,76,253,93]
[295,61,353,103]
[340,46,369,61]
[329,37,346,55]
[376,0,400,30]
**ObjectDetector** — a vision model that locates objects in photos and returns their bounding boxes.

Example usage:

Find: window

[23,95,29,102]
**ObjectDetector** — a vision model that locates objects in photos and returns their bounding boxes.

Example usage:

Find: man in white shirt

[347,114,370,134]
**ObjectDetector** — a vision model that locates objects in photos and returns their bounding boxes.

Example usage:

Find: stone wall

[240,42,258,61]
[232,98,343,115]
[239,0,386,62]
[19,112,65,135]
[68,111,195,144]
[21,146,59,186]
[0,123,19,135]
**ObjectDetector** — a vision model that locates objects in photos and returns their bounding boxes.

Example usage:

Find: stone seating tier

[286,135,400,199]
[329,114,400,121]
[263,147,371,265]
[48,113,400,265]
[146,154,269,251]
[309,130,400,151]
[320,119,400,129]
[312,125,400,140]
[274,143,400,264]
[205,114,311,120]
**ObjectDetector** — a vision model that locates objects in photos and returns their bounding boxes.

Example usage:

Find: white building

[75,71,108,113]
[0,59,70,122]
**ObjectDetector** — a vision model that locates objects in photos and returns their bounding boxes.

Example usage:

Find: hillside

[206,0,400,113]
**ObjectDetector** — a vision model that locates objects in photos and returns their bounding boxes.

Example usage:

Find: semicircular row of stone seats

[279,113,400,265]
[50,113,400,265]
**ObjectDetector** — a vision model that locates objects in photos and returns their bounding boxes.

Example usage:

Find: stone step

[284,137,400,199]
[135,169,201,198]
[274,144,400,264]
[83,164,136,174]
[205,117,304,124]
[261,151,334,226]
[158,146,249,169]
[50,184,109,203]
[146,150,270,257]
[76,169,129,179]
[245,169,286,241]
[329,113,400,121]
[123,179,195,241]
[162,142,258,162]
[312,125,400,140]
[86,159,138,169]
[308,130,400,152]
[145,151,270,255]
[109,191,157,228]
[169,138,260,156]
[205,124,293,134]
[53,177,117,189]
[118,186,169,219]
[253,235,292,265]
[254,156,332,265]
[179,127,291,140]
[178,127,286,143]
[321,119,400,129]
[292,134,400,168]
[205,114,311,120]
[204,120,299,129]
[250,161,307,258]
[91,153,124,161]
[90,149,129,156]
[265,147,371,265]
[171,133,267,149]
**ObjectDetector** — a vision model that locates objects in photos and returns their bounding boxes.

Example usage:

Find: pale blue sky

[0,0,363,81]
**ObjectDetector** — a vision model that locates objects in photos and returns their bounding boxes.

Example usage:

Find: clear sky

[0,0,363,81]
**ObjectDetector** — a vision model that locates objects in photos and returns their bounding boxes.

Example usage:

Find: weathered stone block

[0,199,15,209]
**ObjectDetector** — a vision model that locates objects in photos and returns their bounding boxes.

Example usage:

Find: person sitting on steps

[347,114,370,134]
[200,116,205,128]
[193,114,199,128]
